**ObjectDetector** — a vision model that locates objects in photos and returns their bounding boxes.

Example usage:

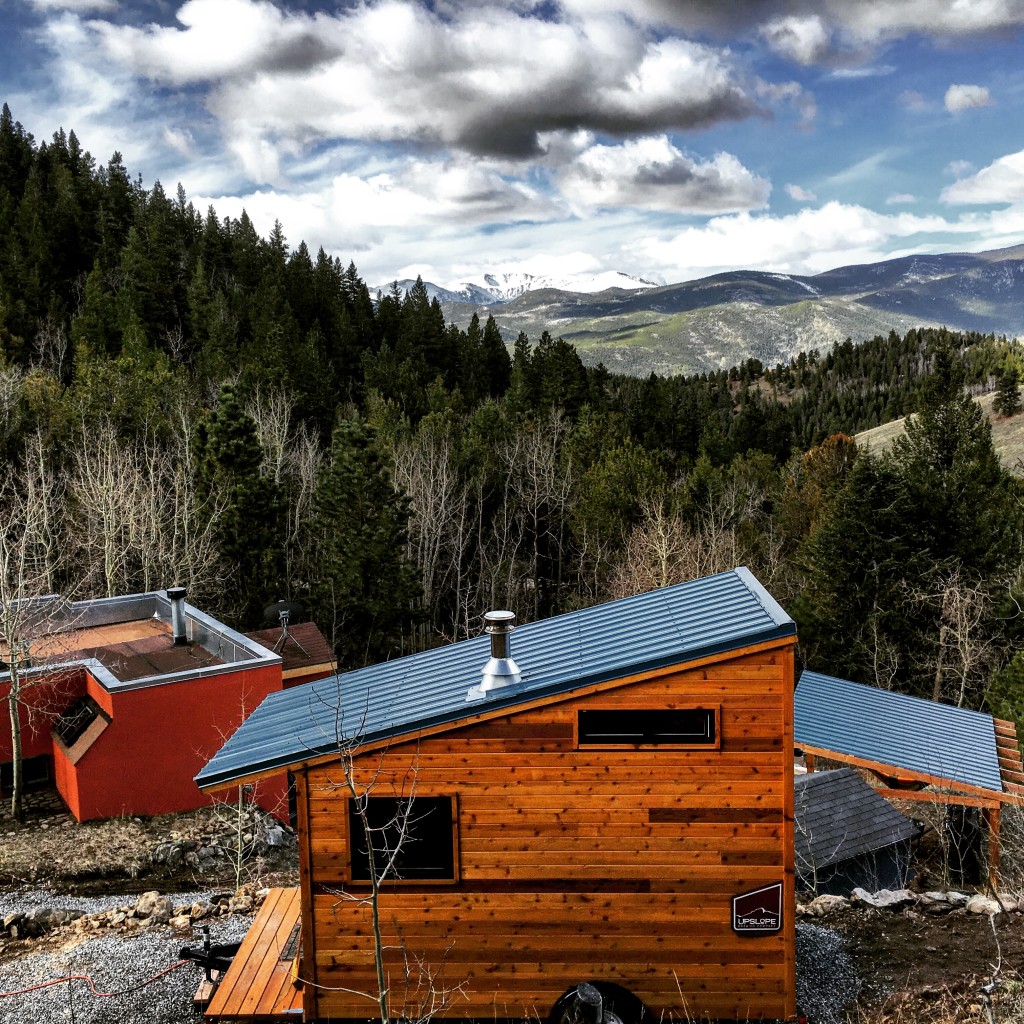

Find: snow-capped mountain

[377,270,659,304]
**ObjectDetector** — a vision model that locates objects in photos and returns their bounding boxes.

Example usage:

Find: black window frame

[347,794,458,884]
[576,707,719,748]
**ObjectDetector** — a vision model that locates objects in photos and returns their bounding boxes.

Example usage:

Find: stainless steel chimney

[167,586,188,646]
[479,610,521,692]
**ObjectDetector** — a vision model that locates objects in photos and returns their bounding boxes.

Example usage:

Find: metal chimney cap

[483,610,516,633]
[166,585,187,600]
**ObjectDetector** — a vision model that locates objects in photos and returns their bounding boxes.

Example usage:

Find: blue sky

[4,0,1024,288]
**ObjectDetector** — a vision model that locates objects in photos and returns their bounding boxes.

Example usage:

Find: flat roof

[3,591,279,692]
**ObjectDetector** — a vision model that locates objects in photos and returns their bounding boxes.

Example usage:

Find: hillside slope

[856,387,1024,474]
[436,246,1024,376]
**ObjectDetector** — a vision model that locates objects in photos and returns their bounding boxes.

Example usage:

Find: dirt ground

[2,790,1024,1022]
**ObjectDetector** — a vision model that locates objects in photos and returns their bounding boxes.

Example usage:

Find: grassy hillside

[856,388,1024,474]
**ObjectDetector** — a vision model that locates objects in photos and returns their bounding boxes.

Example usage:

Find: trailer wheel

[547,981,650,1024]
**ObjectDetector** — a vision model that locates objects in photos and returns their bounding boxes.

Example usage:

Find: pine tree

[993,365,1021,417]
[197,384,285,625]
[309,418,421,668]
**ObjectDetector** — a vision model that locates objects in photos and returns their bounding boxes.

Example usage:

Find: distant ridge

[383,245,1024,378]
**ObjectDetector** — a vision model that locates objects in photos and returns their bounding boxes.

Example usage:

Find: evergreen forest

[3,105,1024,726]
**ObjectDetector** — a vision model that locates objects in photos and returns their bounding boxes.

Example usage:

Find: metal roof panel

[795,670,1003,794]
[197,567,793,789]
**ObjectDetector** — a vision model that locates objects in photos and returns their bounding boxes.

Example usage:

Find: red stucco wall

[0,668,86,762]
[59,663,286,821]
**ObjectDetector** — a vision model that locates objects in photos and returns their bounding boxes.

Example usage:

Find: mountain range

[384,245,1024,377]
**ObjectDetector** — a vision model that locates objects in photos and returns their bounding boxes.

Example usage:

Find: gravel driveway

[0,890,251,1024]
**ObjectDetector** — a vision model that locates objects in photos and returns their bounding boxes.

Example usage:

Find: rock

[805,894,851,916]
[191,901,210,920]
[946,891,970,907]
[228,895,254,914]
[966,894,1002,916]
[3,912,23,930]
[997,895,1018,912]
[265,825,289,848]
[850,888,916,909]
[168,914,193,933]
[135,891,174,923]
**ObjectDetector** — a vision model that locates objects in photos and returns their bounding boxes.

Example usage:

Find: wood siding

[298,640,796,1021]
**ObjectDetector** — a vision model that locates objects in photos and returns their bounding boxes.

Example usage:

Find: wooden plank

[207,888,293,1019]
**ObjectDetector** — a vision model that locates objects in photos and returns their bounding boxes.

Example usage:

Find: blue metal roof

[795,670,1003,794]
[196,567,794,790]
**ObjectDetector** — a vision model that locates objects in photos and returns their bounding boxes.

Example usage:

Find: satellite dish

[262,599,305,627]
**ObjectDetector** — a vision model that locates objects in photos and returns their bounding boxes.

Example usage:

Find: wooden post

[804,751,815,773]
[984,803,1001,892]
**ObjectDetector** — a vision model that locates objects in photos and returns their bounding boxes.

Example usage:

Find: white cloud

[162,127,197,159]
[83,0,766,185]
[786,184,817,202]
[886,193,917,204]
[627,202,967,279]
[28,0,116,10]
[761,15,832,65]
[559,137,770,215]
[942,151,1024,204]
[947,160,976,178]
[944,84,993,113]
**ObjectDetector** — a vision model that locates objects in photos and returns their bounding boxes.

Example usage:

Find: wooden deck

[206,887,304,1021]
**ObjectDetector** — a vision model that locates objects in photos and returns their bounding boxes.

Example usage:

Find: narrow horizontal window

[348,795,456,882]
[578,708,717,747]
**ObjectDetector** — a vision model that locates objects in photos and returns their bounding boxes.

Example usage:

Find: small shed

[794,767,919,896]
[795,670,1024,885]
[197,567,798,1023]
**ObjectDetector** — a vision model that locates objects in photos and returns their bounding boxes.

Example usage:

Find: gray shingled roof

[795,767,918,874]
[795,670,1004,793]
[196,567,794,790]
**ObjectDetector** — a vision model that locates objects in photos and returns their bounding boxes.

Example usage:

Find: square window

[348,796,456,882]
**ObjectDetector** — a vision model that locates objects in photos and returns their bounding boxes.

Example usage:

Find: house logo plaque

[731,882,783,934]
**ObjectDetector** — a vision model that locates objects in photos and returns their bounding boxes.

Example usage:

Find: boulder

[966,894,1002,916]
[805,894,850,917]
[851,887,917,909]
[135,891,174,923]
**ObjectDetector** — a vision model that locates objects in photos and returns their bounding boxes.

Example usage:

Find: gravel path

[0,889,250,1024]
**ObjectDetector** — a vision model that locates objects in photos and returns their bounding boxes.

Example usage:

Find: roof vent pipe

[479,610,521,692]
[167,586,188,646]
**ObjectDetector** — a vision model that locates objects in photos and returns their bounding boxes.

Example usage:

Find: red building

[1,589,330,822]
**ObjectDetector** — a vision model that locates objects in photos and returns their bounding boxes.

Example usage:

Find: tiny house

[198,567,798,1022]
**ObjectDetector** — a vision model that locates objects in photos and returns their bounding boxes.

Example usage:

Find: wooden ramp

[206,887,304,1021]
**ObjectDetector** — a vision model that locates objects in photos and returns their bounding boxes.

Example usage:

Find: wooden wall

[295,638,796,1021]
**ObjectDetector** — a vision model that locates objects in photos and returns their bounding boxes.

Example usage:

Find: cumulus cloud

[559,137,770,214]
[626,201,982,280]
[561,1,1024,65]
[941,151,1024,204]
[83,0,765,182]
[761,15,832,65]
[944,84,993,113]
[786,184,817,202]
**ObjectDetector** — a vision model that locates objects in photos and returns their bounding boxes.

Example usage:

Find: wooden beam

[798,743,1020,803]
[985,804,1001,891]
